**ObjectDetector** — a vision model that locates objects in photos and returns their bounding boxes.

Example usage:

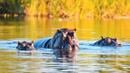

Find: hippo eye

[113,38,117,41]
[28,43,32,45]
[68,32,74,37]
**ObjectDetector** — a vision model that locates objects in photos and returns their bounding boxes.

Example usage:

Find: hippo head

[104,37,121,46]
[16,41,34,50]
[67,29,76,38]
[111,38,121,47]
[52,28,78,59]
[51,28,76,49]
[94,36,122,47]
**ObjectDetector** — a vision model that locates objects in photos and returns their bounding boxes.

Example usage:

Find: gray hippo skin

[16,28,79,60]
[92,36,121,47]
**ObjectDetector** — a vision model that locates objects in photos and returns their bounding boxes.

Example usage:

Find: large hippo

[92,36,121,47]
[16,28,79,60]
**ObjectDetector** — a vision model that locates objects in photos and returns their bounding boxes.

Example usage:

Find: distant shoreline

[0,13,130,20]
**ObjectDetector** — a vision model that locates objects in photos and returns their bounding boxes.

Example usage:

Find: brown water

[0,17,130,73]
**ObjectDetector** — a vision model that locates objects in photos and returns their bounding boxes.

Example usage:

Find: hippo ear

[31,41,34,43]
[28,42,33,45]
[30,41,34,45]
[73,28,76,31]
[23,41,27,43]
[57,29,61,33]
[115,38,117,40]
[113,38,117,41]
[101,36,104,39]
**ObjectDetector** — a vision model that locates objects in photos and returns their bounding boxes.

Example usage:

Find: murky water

[0,17,130,73]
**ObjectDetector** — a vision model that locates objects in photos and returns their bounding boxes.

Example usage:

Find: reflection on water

[0,17,130,41]
[0,47,130,73]
[0,17,130,73]
[0,40,130,73]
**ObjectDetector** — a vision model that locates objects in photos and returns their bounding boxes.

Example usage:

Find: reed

[0,0,130,18]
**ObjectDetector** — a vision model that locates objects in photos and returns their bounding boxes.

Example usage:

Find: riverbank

[1,13,130,20]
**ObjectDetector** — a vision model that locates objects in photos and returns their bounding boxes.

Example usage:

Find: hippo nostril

[118,44,122,47]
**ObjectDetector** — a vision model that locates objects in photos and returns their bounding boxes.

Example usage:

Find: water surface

[0,17,130,73]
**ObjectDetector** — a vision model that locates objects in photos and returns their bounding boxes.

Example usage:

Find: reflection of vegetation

[0,0,130,18]
[0,16,24,22]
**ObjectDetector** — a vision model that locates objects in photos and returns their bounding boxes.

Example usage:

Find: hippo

[92,36,121,47]
[16,28,79,60]
[16,41,35,55]
[16,41,34,51]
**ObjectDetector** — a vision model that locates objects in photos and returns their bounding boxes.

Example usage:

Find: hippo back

[34,38,52,49]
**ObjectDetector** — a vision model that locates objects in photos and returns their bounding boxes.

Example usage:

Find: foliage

[0,0,130,18]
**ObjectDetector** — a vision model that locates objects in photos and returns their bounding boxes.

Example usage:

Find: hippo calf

[16,41,34,50]
[16,41,35,55]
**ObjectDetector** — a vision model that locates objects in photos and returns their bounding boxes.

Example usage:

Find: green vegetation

[0,0,23,16]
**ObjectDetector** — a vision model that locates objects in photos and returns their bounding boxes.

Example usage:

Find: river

[0,17,130,73]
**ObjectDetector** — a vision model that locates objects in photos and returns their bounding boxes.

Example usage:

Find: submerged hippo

[16,41,34,51]
[92,36,121,47]
[16,28,79,59]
